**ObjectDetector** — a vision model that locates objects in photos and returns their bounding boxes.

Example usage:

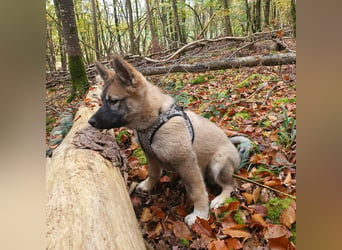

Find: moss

[266,197,293,224]
[190,75,206,85]
[68,55,89,101]
[233,210,245,224]
[179,238,190,246]
[132,147,147,165]
[46,117,57,133]
[224,196,239,204]
[290,223,296,244]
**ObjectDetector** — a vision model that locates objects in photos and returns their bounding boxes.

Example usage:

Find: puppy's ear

[95,61,110,81]
[111,55,136,87]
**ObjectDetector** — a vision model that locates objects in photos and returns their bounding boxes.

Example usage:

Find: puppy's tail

[229,135,253,168]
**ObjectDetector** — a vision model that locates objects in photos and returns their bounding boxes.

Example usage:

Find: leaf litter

[46,51,296,249]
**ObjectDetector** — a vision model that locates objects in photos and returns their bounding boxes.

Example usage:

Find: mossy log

[46,85,146,249]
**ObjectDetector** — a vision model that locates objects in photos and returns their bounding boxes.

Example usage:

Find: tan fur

[92,56,240,226]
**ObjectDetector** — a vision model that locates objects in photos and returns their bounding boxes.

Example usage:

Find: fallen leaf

[173,221,192,240]
[241,192,253,205]
[140,207,152,222]
[175,205,188,216]
[248,204,268,217]
[268,235,294,250]
[271,152,289,166]
[251,214,268,227]
[151,207,165,220]
[280,205,296,228]
[225,238,243,249]
[264,224,291,239]
[147,222,162,239]
[260,188,269,203]
[283,172,292,184]
[208,240,229,250]
[191,217,214,237]
[252,187,261,204]
[221,228,251,238]
[137,165,148,180]
[264,178,282,187]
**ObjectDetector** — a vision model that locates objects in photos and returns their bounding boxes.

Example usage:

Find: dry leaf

[140,207,152,222]
[175,205,188,216]
[173,221,192,240]
[225,238,243,249]
[251,214,268,227]
[252,187,261,203]
[242,192,253,205]
[208,240,229,250]
[264,224,291,239]
[191,217,214,237]
[280,205,296,228]
[221,228,251,238]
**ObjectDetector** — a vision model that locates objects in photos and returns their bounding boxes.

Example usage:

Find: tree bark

[264,0,271,26]
[56,0,89,100]
[137,53,296,76]
[46,85,146,250]
[222,0,232,36]
[126,0,136,54]
[91,0,100,60]
[290,0,296,38]
[145,0,160,54]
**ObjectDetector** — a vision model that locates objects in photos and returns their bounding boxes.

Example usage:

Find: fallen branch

[233,174,296,200]
[138,53,296,76]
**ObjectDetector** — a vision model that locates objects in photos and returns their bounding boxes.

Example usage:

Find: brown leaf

[241,192,253,205]
[260,188,269,203]
[159,175,170,183]
[252,187,261,204]
[271,152,289,166]
[225,238,243,249]
[175,205,188,216]
[137,165,148,180]
[264,224,291,239]
[151,207,165,220]
[191,217,214,237]
[140,207,152,222]
[208,240,229,250]
[250,153,270,165]
[251,214,268,227]
[279,205,296,228]
[283,172,292,184]
[221,228,251,238]
[173,221,192,240]
[264,178,282,187]
[268,236,294,250]
[248,204,268,217]
[147,222,162,239]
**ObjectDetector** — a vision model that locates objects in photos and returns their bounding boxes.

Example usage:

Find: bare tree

[55,0,89,101]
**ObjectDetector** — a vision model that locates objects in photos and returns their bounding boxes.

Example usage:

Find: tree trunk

[56,0,89,100]
[171,0,184,46]
[145,0,160,54]
[91,0,100,60]
[245,0,252,35]
[126,0,136,54]
[264,0,271,26]
[113,0,123,54]
[222,0,232,36]
[46,85,146,250]
[255,0,262,32]
[290,0,296,38]
[137,53,296,75]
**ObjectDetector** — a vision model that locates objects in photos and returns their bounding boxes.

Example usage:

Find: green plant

[190,75,206,85]
[132,147,147,165]
[46,117,57,133]
[278,106,296,149]
[179,238,190,246]
[233,210,244,224]
[266,197,293,224]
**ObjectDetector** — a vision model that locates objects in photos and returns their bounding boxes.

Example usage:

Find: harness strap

[137,104,195,157]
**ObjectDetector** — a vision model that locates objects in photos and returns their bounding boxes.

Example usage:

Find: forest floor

[46,38,296,249]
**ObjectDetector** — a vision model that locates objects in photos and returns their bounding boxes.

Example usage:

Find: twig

[233,174,296,200]
[46,105,61,114]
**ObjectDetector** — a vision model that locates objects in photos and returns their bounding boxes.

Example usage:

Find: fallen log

[137,52,296,76]
[46,85,146,249]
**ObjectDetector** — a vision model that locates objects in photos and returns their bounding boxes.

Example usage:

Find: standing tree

[291,0,296,37]
[145,0,160,54]
[55,0,89,101]
[91,0,100,60]
[222,0,232,36]
[255,0,262,32]
[264,0,271,26]
[126,0,136,54]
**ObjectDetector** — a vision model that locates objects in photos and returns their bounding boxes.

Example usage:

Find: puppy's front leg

[136,159,161,192]
[178,156,209,226]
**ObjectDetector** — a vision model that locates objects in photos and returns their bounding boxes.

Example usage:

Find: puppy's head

[88,55,143,129]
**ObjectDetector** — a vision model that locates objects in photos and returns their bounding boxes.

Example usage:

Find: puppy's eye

[107,99,119,105]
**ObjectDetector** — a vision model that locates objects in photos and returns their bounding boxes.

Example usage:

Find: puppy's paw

[184,211,208,226]
[136,178,154,192]
[210,196,226,209]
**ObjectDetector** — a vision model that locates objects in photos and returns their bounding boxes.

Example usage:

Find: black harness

[136,104,195,157]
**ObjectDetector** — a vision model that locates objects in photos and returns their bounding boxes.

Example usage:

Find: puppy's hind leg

[209,151,239,209]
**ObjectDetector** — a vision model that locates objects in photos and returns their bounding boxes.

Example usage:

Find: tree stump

[46,85,146,249]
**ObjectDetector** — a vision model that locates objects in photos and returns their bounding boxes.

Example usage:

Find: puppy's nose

[88,117,96,127]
